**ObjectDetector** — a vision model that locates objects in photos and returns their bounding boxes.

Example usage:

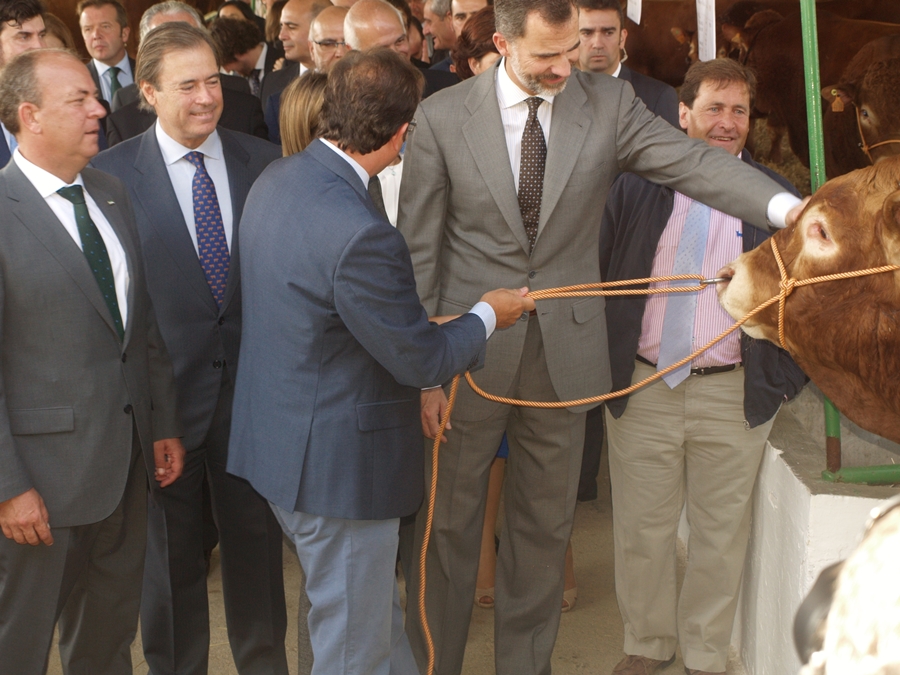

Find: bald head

[344,0,408,55]
[280,0,330,65]
[309,5,348,71]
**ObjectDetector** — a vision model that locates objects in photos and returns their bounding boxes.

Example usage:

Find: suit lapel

[307,139,370,201]
[3,163,122,341]
[220,129,252,311]
[539,76,591,236]
[132,128,219,314]
[462,67,530,253]
[84,172,138,347]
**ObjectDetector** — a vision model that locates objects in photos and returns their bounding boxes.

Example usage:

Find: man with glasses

[309,5,348,72]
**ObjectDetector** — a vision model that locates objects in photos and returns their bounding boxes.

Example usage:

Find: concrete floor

[47,451,748,675]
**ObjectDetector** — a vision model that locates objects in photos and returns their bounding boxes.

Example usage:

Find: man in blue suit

[92,23,287,675]
[228,48,534,675]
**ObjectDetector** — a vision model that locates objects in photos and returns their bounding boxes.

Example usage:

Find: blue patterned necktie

[656,199,712,388]
[57,185,125,341]
[184,151,230,307]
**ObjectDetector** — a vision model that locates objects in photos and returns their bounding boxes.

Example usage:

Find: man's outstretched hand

[481,287,535,330]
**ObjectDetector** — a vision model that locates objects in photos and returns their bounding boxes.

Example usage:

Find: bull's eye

[806,221,830,243]
[860,108,870,120]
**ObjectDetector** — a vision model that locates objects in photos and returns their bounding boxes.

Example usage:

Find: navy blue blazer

[599,151,808,427]
[227,139,487,520]
[91,127,281,452]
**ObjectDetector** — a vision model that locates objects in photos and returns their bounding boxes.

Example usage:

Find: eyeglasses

[313,40,346,49]
[404,119,417,141]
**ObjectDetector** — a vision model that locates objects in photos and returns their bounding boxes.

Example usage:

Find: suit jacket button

[123,404,133,414]
[218,317,225,326]
[213,359,222,369]
[121,353,127,363]
[528,270,537,279]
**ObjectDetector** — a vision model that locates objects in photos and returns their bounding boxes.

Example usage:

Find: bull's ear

[882,189,900,236]
[822,85,854,113]
[721,23,739,44]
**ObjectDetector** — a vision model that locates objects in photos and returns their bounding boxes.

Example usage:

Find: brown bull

[822,37,900,177]
[716,157,900,443]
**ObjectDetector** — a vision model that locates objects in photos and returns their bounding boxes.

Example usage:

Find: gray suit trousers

[0,433,146,675]
[408,317,586,675]
[140,368,288,675]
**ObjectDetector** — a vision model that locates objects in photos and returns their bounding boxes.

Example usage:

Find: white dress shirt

[377,156,403,227]
[93,53,134,103]
[319,139,497,338]
[495,58,555,191]
[254,43,268,84]
[156,122,234,255]
[14,150,130,324]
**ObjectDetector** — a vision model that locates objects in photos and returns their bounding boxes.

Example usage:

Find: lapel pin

[107,200,115,205]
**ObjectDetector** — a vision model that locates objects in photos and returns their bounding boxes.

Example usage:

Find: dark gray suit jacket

[0,161,180,526]
[92,127,281,453]
[228,140,486,520]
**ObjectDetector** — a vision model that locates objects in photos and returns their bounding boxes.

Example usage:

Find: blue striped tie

[185,151,230,307]
[657,199,712,388]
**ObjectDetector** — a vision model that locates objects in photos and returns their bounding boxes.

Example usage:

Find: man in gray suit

[397,0,806,673]
[227,49,534,674]
[0,48,183,674]
[92,23,287,675]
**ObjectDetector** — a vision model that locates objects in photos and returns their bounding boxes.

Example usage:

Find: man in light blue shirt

[79,0,134,104]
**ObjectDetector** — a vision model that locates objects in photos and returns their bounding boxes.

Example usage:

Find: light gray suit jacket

[0,161,181,527]
[398,63,785,420]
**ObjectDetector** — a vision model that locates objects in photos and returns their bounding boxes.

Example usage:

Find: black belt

[635,354,740,376]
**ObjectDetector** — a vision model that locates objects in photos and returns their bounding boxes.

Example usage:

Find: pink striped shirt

[636,191,743,368]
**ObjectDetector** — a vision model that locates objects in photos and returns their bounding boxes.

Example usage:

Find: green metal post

[799,0,842,472]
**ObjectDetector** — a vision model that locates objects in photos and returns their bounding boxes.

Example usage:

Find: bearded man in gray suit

[0,49,183,674]
[397,0,807,673]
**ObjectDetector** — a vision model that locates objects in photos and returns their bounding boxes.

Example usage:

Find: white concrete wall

[735,409,896,675]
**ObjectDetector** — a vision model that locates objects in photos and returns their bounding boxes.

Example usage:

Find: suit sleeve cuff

[468,301,496,340]
[766,192,802,229]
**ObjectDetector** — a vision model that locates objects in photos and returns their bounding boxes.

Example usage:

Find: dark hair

[76,0,128,28]
[320,48,423,154]
[217,0,258,23]
[451,6,497,79]
[210,16,262,62]
[384,0,413,28]
[494,0,574,40]
[265,0,287,42]
[136,22,220,110]
[680,57,757,109]
[42,12,76,50]
[0,0,44,29]
[574,0,623,28]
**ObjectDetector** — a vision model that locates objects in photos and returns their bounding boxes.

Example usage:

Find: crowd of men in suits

[0,0,812,674]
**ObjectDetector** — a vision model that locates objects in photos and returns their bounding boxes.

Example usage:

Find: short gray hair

[428,0,451,17]
[136,22,219,111]
[494,0,574,40]
[0,49,74,134]
[139,1,203,42]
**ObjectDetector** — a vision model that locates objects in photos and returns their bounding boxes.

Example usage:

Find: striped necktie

[656,199,712,388]
[57,185,125,341]
[184,151,230,307]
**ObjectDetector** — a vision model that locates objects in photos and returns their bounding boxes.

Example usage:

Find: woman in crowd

[279,70,328,156]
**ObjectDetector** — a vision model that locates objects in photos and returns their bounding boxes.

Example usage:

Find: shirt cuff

[766,192,803,229]
[468,301,497,340]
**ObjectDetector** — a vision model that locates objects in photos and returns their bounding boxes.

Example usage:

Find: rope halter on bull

[850,99,900,165]
[416,237,900,675]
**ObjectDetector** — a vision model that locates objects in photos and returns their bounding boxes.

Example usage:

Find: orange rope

[417,240,899,674]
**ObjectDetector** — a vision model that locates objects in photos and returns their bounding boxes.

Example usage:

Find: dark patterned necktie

[518,96,546,253]
[57,185,125,341]
[184,151,230,307]
[108,65,122,99]
[248,69,261,98]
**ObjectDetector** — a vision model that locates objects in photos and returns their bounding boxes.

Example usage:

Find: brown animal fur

[717,158,900,442]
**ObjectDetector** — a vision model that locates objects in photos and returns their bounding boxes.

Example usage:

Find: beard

[507,49,569,97]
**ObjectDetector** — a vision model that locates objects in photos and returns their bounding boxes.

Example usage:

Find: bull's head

[716,158,900,442]
[823,57,900,165]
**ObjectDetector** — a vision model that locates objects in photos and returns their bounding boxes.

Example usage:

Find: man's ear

[18,101,41,135]
[121,25,131,47]
[140,80,158,108]
[493,31,509,58]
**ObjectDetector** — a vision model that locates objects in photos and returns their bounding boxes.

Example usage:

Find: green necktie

[108,65,121,99]
[57,185,125,341]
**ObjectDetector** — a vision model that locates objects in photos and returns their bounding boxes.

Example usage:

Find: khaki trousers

[606,361,774,673]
